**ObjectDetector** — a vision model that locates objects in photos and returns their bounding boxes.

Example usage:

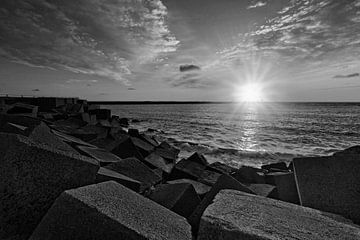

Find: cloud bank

[334,73,359,78]
[0,0,179,85]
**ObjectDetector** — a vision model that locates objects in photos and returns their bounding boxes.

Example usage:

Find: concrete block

[294,155,360,223]
[246,183,277,198]
[187,152,209,166]
[148,183,201,219]
[167,179,211,198]
[77,146,122,166]
[29,181,192,240]
[207,162,237,175]
[189,174,254,235]
[197,170,222,186]
[333,146,360,156]
[144,152,174,174]
[0,133,99,239]
[131,137,155,157]
[266,171,299,204]
[111,136,144,161]
[231,166,266,184]
[88,109,111,120]
[140,133,159,147]
[6,103,38,117]
[105,157,162,192]
[261,161,288,171]
[95,167,141,192]
[168,159,206,181]
[198,190,360,240]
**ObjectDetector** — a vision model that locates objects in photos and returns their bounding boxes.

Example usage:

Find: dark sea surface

[106,103,360,168]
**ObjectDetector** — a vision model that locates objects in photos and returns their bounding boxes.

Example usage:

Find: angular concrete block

[144,152,174,174]
[207,162,237,175]
[246,183,277,198]
[261,161,288,171]
[149,183,201,218]
[189,174,254,235]
[0,133,99,239]
[30,181,192,240]
[167,179,211,198]
[95,167,141,192]
[231,166,266,184]
[266,171,299,204]
[198,190,360,240]
[294,155,360,223]
[187,152,209,166]
[77,146,122,166]
[169,159,206,181]
[197,170,222,186]
[131,136,155,157]
[105,157,162,192]
[111,137,144,161]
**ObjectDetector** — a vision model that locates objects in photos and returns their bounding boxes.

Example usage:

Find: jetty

[0,96,359,240]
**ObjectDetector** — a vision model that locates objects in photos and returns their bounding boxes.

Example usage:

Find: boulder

[88,109,111,120]
[265,171,299,204]
[167,179,211,198]
[246,183,277,198]
[198,190,360,240]
[168,158,207,181]
[95,167,141,192]
[111,136,144,161]
[261,161,288,171]
[188,174,254,235]
[144,152,175,174]
[104,157,162,192]
[6,103,38,117]
[293,155,360,223]
[29,181,192,240]
[0,133,99,239]
[207,162,237,175]
[231,166,266,184]
[131,137,154,157]
[77,146,122,166]
[148,183,201,219]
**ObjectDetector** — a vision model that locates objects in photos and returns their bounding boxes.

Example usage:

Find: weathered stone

[207,162,237,175]
[168,159,206,181]
[30,181,192,240]
[198,190,360,240]
[0,133,99,239]
[167,179,211,198]
[105,157,162,192]
[293,155,360,223]
[266,171,299,204]
[111,136,144,160]
[88,109,111,120]
[246,183,277,198]
[261,161,288,171]
[77,146,122,166]
[131,137,154,157]
[197,170,222,186]
[148,183,201,219]
[144,152,174,174]
[95,167,141,192]
[189,174,254,235]
[187,152,209,166]
[6,103,38,117]
[231,166,266,184]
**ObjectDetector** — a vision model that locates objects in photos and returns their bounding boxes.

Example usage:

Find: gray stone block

[294,155,360,223]
[29,181,192,240]
[231,165,266,184]
[247,183,277,198]
[95,167,141,192]
[144,152,174,174]
[167,179,211,198]
[105,157,162,192]
[149,183,201,219]
[265,171,299,204]
[0,133,99,239]
[77,145,122,166]
[198,190,360,240]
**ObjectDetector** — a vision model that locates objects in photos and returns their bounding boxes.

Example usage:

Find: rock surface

[0,133,99,239]
[95,167,141,192]
[265,171,299,204]
[29,181,192,240]
[293,155,360,223]
[198,189,360,240]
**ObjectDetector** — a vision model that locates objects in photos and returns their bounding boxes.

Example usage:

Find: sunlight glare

[237,83,263,102]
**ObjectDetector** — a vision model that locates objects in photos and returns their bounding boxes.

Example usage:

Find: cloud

[66,79,98,84]
[127,87,136,90]
[32,89,40,92]
[179,64,201,72]
[247,1,267,9]
[334,73,360,78]
[0,0,179,85]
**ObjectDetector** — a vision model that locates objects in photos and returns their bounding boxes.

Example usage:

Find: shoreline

[0,96,359,239]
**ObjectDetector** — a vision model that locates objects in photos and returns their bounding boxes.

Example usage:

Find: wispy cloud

[247,1,267,9]
[0,0,179,85]
[334,73,359,78]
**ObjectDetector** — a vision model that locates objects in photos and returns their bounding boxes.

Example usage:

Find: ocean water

[107,103,360,168]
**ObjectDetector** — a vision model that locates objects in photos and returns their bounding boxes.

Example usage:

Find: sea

[106,102,360,168]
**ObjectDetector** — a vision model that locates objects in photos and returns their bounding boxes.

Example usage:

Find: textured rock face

[198,190,360,240]
[0,133,99,239]
[29,181,192,240]
[293,155,360,223]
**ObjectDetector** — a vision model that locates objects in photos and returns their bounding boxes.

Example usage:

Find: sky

[0,0,360,101]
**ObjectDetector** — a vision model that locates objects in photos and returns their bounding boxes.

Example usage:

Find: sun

[236,83,263,102]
